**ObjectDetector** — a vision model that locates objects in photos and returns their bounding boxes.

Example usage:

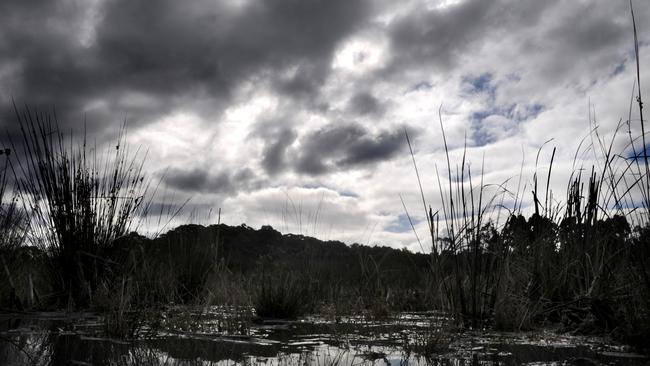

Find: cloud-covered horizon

[1,0,648,251]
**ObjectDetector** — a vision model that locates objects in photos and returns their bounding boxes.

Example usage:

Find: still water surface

[1,308,647,365]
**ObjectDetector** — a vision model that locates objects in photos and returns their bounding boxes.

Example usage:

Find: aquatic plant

[0,146,32,309]
[0,148,26,252]
[405,120,510,328]
[255,270,311,319]
[10,107,150,307]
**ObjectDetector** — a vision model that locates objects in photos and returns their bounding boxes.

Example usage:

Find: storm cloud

[347,91,384,116]
[261,127,297,175]
[0,0,372,134]
[293,123,405,175]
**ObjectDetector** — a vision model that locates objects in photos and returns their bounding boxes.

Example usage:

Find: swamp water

[0,308,647,365]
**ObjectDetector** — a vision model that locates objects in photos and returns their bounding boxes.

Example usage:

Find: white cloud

[332,37,388,74]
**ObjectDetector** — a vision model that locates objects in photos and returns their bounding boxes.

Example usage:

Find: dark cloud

[385,0,498,72]
[383,0,634,81]
[340,129,403,165]
[1,0,641,143]
[0,0,371,136]
[533,2,631,85]
[274,61,331,103]
[347,91,384,116]
[293,123,405,175]
[548,7,627,54]
[261,128,297,175]
[163,166,257,195]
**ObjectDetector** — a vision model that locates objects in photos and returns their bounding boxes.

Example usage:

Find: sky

[1,0,649,252]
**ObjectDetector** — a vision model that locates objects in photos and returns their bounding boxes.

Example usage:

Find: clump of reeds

[254,270,311,319]
[405,113,511,329]
[10,106,150,308]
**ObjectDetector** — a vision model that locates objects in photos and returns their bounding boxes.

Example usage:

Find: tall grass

[405,117,646,329]
[1,147,28,252]
[255,270,312,319]
[10,107,151,307]
[403,2,650,340]
[405,110,511,328]
[1,147,22,307]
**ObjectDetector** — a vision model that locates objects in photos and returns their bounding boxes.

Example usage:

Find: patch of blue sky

[524,104,544,120]
[462,72,544,146]
[385,213,420,233]
[472,126,497,147]
[605,198,649,212]
[625,143,650,161]
[462,72,496,100]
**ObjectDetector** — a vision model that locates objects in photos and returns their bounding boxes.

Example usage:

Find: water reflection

[1,310,647,365]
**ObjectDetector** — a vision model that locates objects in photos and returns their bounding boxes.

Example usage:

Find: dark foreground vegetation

[1,11,650,360]
[2,214,650,351]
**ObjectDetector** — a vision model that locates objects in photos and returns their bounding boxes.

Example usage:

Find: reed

[10,106,150,307]
[254,270,311,319]
[1,145,35,309]
[405,111,510,328]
